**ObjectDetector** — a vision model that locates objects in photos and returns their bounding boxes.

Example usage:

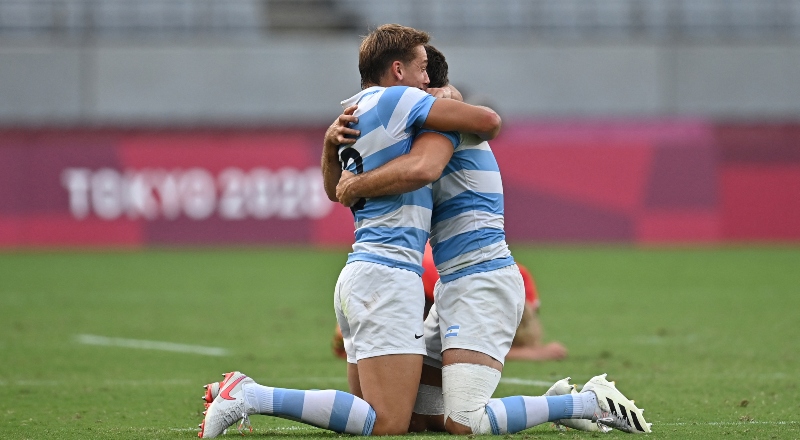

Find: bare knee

[445,417,474,435]
[371,414,411,436]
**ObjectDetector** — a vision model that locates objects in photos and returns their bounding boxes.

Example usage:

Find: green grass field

[1,246,798,439]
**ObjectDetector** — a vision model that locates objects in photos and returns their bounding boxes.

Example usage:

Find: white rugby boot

[543,377,611,433]
[199,371,256,438]
[582,374,652,434]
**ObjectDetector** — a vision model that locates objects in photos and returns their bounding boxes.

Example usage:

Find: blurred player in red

[333,244,567,361]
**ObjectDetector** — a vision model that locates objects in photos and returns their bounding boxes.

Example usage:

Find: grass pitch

[0,245,798,439]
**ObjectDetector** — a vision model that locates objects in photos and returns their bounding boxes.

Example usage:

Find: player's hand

[324,105,360,147]
[427,87,452,99]
[427,85,463,102]
[336,170,359,207]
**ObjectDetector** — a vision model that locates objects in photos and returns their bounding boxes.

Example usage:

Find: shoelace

[237,413,253,435]
[598,414,633,431]
[554,419,612,433]
[594,420,613,433]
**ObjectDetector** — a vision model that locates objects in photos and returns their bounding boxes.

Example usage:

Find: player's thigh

[333,264,358,363]
[357,354,423,435]
[347,362,363,398]
[339,262,427,361]
[436,264,525,364]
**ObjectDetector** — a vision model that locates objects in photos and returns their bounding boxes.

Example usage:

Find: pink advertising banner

[0,122,798,247]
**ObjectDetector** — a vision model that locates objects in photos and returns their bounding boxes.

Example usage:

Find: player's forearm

[345,155,435,199]
[321,144,342,202]
[321,105,359,201]
[424,99,502,141]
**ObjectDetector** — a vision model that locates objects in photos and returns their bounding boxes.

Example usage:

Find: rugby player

[198,24,504,438]
[329,43,651,435]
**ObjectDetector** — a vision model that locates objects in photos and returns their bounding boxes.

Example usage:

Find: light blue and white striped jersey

[339,86,441,275]
[429,133,515,282]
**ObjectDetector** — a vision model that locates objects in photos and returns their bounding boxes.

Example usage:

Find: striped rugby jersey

[429,133,515,282]
[339,85,446,275]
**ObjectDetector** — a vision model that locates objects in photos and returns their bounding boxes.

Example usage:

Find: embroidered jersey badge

[445,325,460,338]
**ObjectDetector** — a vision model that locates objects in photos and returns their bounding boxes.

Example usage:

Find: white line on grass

[500,377,558,387]
[75,334,228,356]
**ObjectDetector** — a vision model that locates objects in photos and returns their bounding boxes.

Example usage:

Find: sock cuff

[362,407,376,436]
[577,391,599,419]
[243,383,274,414]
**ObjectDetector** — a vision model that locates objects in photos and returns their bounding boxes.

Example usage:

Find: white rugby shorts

[334,261,426,363]
[423,264,525,365]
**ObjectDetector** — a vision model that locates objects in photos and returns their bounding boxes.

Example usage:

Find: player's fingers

[337,114,358,125]
[336,126,360,137]
[427,88,451,99]
[335,189,348,206]
[343,105,358,115]
[336,135,357,145]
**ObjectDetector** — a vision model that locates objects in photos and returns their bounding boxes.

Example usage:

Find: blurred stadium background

[1,0,799,246]
[2,2,800,439]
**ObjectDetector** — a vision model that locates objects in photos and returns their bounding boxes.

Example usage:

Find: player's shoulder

[341,86,383,109]
[378,86,430,106]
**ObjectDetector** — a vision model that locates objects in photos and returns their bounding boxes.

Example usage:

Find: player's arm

[321,106,360,201]
[423,99,501,140]
[336,131,454,207]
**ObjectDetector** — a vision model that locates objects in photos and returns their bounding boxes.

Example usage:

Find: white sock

[484,392,598,434]
[242,383,376,435]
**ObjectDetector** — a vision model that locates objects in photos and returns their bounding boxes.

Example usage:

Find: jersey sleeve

[376,86,436,138]
[417,128,460,149]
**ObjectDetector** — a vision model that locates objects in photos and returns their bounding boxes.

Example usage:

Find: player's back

[429,133,514,281]
[339,86,436,275]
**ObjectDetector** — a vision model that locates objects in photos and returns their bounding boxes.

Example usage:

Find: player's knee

[370,409,414,436]
[445,416,476,435]
[444,405,494,435]
[442,363,501,435]
[371,416,410,436]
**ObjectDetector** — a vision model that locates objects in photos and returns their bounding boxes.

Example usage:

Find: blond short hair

[359,24,430,89]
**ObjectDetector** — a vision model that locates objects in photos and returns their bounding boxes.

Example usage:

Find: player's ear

[391,60,403,81]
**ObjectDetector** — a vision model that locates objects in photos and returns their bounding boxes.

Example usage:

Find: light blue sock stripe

[362,407,376,436]
[485,403,500,435]
[501,396,527,433]
[273,388,305,419]
[546,395,575,421]
[328,391,354,433]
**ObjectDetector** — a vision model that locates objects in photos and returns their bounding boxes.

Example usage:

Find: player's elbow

[478,110,502,141]
[323,184,338,202]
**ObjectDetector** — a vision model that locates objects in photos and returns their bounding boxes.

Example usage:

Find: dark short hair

[359,24,430,89]
[424,44,449,88]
